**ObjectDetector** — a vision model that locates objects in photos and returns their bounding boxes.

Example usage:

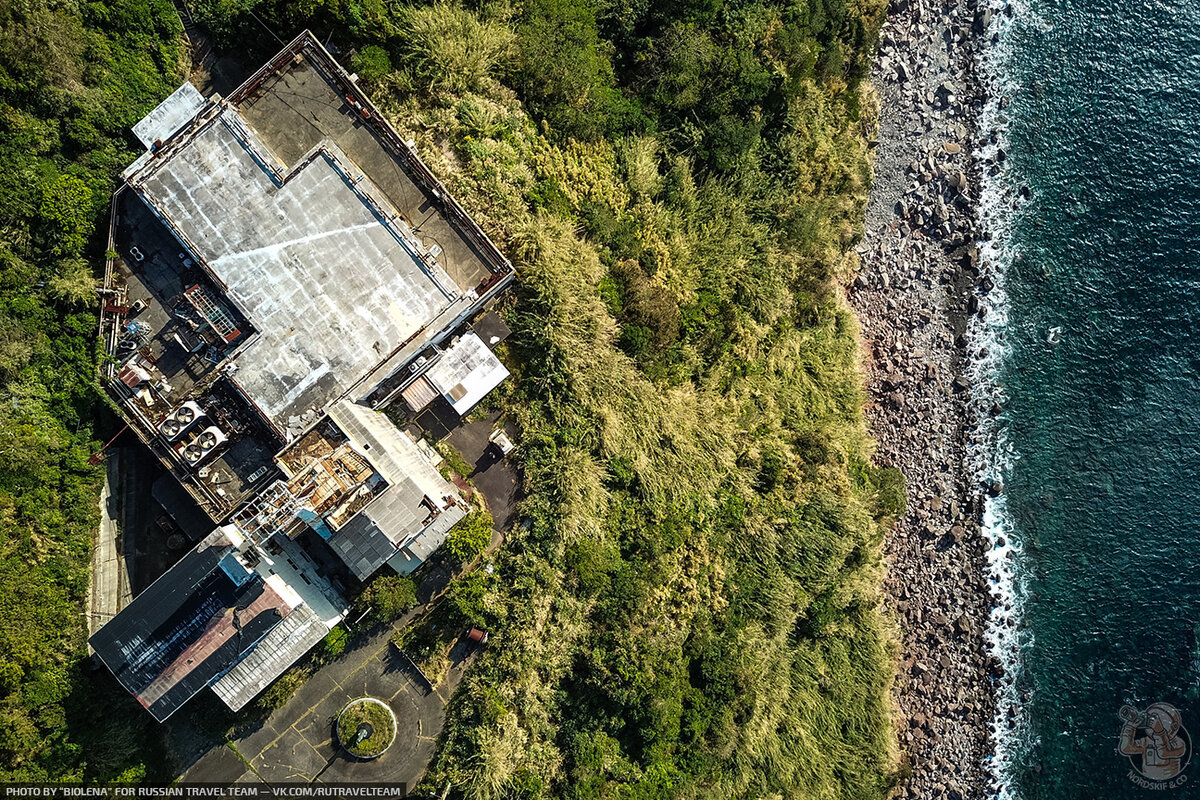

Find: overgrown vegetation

[189,0,899,795]
[337,698,395,758]
[0,0,184,782]
[358,574,418,624]
[0,0,905,793]
[391,599,470,685]
[444,510,493,564]
[435,440,475,480]
[255,664,310,712]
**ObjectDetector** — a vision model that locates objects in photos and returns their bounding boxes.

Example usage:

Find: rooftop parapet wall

[226,30,514,289]
[98,30,516,520]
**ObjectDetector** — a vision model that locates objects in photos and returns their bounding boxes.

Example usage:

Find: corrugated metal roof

[210,603,329,710]
[404,502,468,563]
[326,513,400,580]
[323,401,468,579]
[88,527,293,721]
[400,374,439,412]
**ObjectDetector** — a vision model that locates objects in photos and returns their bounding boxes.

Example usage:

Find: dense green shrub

[320,625,350,659]
[447,571,490,629]
[359,575,418,624]
[513,0,648,140]
[435,441,474,479]
[443,510,492,563]
[350,45,391,83]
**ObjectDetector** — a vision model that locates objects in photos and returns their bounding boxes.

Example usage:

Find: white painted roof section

[249,532,347,627]
[132,82,206,149]
[426,332,509,416]
[127,107,472,427]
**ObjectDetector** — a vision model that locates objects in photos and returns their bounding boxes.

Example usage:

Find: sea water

[973,0,1200,797]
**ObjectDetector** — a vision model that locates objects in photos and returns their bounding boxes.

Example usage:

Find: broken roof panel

[88,527,296,721]
[406,501,469,562]
[210,603,328,710]
[322,400,467,578]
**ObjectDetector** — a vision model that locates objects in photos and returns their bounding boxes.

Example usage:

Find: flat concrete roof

[128,109,468,426]
[233,50,503,293]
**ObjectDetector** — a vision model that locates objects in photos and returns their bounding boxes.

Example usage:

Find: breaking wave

[968,1,1042,796]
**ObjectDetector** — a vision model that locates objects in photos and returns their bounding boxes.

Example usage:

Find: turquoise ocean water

[974,0,1200,796]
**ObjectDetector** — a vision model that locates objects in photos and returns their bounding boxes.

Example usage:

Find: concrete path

[88,450,132,641]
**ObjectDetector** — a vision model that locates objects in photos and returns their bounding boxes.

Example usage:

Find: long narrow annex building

[89,32,514,722]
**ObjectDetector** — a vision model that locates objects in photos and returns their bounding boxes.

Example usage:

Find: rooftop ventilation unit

[178,425,227,469]
[159,400,205,441]
[176,402,201,426]
[197,425,227,452]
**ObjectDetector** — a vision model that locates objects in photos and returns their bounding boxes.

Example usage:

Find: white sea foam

[969,1,1044,796]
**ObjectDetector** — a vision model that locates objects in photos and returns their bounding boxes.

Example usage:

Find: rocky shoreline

[850,0,1002,797]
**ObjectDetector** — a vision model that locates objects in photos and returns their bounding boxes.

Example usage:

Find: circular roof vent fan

[161,418,181,437]
[183,446,203,464]
[177,406,196,424]
[198,431,218,450]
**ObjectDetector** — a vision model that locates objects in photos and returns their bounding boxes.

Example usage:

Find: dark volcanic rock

[850,0,993,795]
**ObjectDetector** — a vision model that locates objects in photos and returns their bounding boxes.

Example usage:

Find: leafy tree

[514,0,647,139]
[447,571,490,628]
[350,44,391,83]
[0,0,182,780]
[320,625,350,659]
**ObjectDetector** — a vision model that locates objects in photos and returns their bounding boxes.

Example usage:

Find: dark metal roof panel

[89,528,290,721]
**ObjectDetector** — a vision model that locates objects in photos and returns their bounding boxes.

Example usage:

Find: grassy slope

[316,3,904,797]
[0,0,183,780]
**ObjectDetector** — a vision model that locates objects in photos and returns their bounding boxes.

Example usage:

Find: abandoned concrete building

[89,32,514,721]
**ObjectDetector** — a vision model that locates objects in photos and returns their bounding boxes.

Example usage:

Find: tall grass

[341,1,900,797]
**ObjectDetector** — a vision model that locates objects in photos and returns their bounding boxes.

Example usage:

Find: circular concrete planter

[336,697,397,759]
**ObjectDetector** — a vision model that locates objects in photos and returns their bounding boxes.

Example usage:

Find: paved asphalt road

[182,620,472,788]
[443,411,520,531]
